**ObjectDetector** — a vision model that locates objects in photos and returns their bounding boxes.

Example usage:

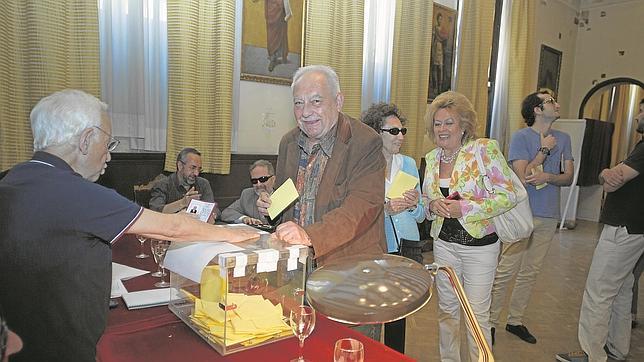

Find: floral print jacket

[422,138,518,239]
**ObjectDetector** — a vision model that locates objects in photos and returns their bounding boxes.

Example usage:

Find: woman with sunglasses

[423,91,518,362]
[361,102,424,353]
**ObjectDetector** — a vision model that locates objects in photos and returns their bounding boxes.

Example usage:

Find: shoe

[505,324,536,344]
[555,351,588,362]
[491,327,495,345]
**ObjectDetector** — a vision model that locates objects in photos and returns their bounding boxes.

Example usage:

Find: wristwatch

[539,147,551,156]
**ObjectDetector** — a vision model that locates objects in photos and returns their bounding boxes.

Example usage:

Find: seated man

[221,159,275,225]
[149,147,219,219]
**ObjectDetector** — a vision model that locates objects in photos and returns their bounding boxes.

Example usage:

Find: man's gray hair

[249,159,274,175]
[31,89,107,151]
[291,65,341,95]
[176,147,202,164]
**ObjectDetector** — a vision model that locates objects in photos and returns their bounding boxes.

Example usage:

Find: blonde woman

[423,91,518,362]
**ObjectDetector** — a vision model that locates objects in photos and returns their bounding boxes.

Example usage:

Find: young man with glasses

[221,159,276,225]
[149,147,219,220]
[488,90,574,345]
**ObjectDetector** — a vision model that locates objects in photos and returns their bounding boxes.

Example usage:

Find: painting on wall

[428,3,457,102]
[537,45,563,96]
[240,0,307,85]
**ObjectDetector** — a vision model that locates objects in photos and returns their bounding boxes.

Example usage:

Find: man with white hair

[0,89,257,361]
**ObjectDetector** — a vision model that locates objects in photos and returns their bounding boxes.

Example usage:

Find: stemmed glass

[150,239,165,278]
[151,239,171,288]
[333,338,364,362]
[135,235,150,259]
[289,305,316,362]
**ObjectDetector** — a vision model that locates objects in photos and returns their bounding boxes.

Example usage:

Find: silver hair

[249,159,275,175]
[291,65,341,95]
[30,89,108,151]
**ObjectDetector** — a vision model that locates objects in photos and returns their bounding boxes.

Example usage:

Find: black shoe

[505,324,536,344]
[491,327,495,345]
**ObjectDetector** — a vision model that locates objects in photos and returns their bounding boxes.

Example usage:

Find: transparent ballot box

[166,231,309,355]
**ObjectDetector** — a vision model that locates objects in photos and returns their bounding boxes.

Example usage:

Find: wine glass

[333,338,364,362]
[135,235,150,259]
[289,305,316,362]
[151,240,171,288]
[150,239,165,277]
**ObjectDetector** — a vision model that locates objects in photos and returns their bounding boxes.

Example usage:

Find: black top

[438,187,498,246]
[0,152,142,361]
[600,140,644,234]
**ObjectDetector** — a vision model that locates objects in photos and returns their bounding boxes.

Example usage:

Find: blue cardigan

[384,154,425,252]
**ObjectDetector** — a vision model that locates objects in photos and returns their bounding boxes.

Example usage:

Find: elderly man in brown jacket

[258,65,386,267]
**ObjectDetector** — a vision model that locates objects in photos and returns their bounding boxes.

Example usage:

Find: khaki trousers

[489,217,558,327]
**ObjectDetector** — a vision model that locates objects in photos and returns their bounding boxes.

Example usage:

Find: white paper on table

[111,262,150,298]
[122,288,181,310]
[163,242,244,283]
[186,199,216,222]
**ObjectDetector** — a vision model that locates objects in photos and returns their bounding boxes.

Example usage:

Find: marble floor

[404,220,644,361]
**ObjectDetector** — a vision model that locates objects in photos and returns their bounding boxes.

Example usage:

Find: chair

[133,174,166,209]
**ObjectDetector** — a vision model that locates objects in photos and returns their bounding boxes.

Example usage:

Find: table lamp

[305,254,494,362]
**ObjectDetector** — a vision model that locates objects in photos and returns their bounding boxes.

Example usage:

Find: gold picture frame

[428,3,457,102]
[537,45,562,97]
[240,0,307,85]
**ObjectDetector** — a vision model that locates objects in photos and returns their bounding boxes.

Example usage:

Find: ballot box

[166,229,310,355]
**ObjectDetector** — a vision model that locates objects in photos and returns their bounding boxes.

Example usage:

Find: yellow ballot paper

[532,165,547,190]
[386,171,419,199]
[267,178,299,220]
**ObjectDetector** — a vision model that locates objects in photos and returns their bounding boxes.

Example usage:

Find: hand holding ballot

[257,178,299,220]
[385,171,420,215]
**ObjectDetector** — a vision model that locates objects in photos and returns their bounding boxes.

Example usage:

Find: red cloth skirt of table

[97,235,415,361]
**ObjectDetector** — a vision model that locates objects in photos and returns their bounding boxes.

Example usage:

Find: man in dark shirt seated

[221,159,275,225]
[149,147,219,220]
[0,89,257,361]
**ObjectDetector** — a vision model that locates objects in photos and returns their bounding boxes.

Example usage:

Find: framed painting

[240,0,307,85]
[428,3,457,102]
[537,45,562,96]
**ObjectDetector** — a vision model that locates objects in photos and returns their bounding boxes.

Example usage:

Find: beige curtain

[165,0,235,173]
[0,1,101,171]
[302,1,364,118]
[454,0,495,138]
[506,0,536,149]
[390,0,433,164]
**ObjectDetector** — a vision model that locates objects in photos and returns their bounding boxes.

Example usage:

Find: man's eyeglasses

[92,126,120,152]
[251,175,273,184]
[179,160,203,173]
[540,97,556,106]
[380,127,407,136]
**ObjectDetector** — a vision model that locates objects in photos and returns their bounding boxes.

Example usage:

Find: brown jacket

[275,113,387,266]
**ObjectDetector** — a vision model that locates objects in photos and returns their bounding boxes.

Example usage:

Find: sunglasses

[381,127,407,136]
[251,175,273,184]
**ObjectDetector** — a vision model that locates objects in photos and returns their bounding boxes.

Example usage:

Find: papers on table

[111,262,149,298]
[386,171,419,199]
[163,242,244,283]
[267,178,299,220]
[186,199,217,222]
[122,288,181,310]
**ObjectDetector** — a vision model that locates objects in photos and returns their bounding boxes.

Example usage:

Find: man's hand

[181,186,201,208]
[274,221,312,246]
[541,132,557,150]
[256,191,271,216]
[600,167,624,188]
[242,216,263,225]
[525,169,551,186]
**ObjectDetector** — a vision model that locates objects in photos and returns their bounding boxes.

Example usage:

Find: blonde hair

[424,91,478,144]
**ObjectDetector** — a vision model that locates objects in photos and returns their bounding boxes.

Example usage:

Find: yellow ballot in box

[166,225,310,355]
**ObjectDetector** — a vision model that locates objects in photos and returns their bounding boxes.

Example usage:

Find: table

[97,235,415,361]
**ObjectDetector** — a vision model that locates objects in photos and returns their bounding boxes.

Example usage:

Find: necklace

[440,147,461,164]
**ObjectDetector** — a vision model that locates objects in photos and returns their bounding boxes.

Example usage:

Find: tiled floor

[405,220,644,361]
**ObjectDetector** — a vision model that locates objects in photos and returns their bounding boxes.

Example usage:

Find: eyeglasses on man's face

[179,160,203,174]
[540,97,557,107]
[251,175,273,184]
[92,126,120,152]
[380,127,407,136]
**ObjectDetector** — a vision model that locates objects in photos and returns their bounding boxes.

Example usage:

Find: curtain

[390,0,433,164]
[454,0,495,139]
[577,119,614,186]
[303,1,364,118]
[0,0,101,171]
[361,0,396,111]
[99,0,168,152]
[489,0,512,149]
[166,0,235,173]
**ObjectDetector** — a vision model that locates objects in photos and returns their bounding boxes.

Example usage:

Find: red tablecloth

[98,235,414,361]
